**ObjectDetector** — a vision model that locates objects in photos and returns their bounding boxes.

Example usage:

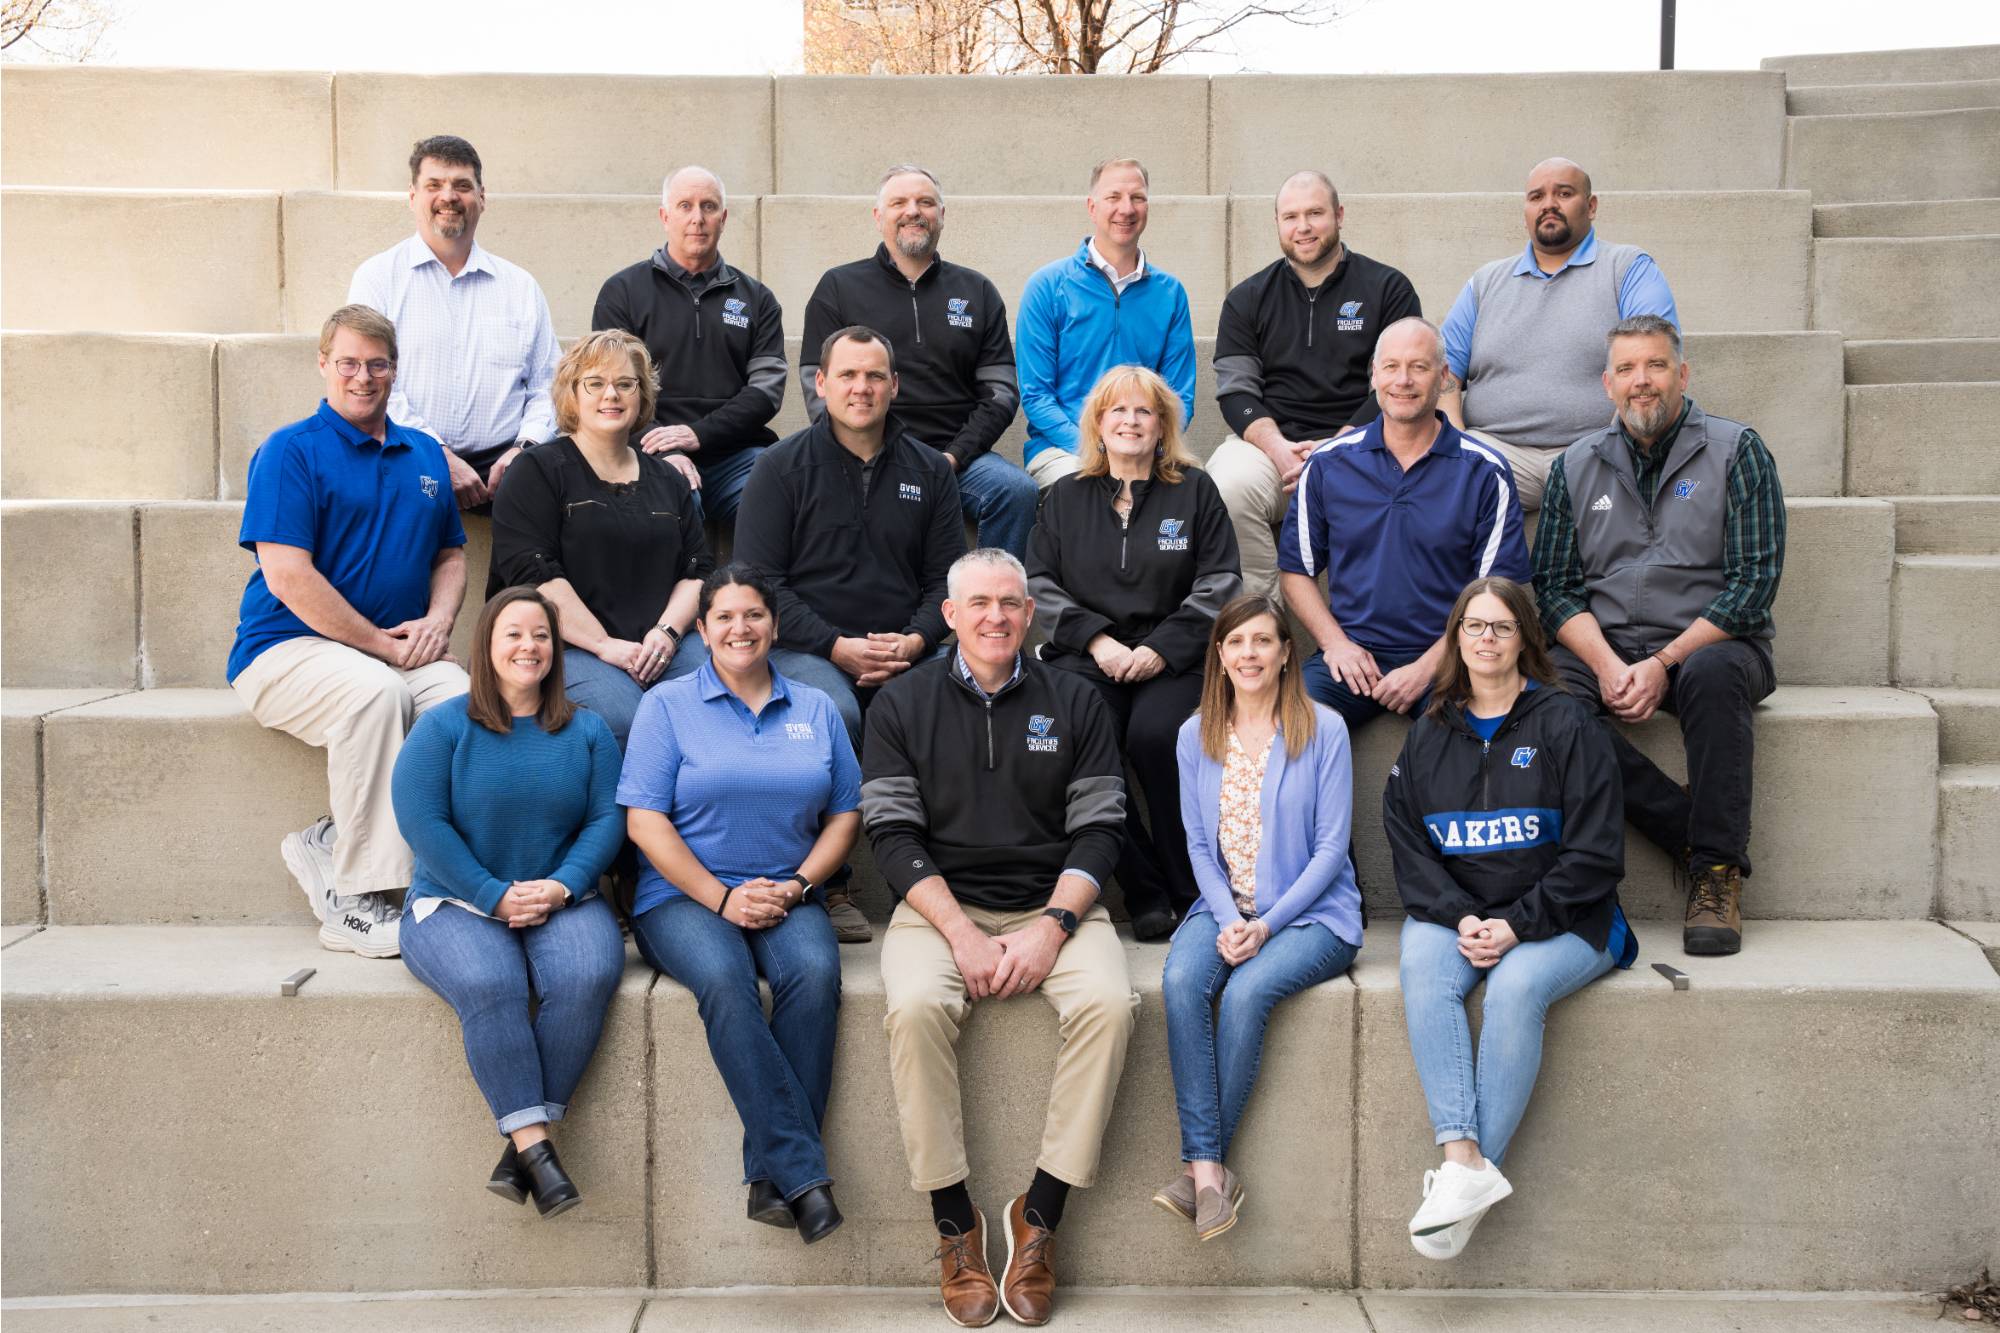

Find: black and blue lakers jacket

[1383,682,1636,964]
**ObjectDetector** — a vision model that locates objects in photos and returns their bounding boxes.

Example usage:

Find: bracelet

[658,623,683,646]
[716,886,735,917]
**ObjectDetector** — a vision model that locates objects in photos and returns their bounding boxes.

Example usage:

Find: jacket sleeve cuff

[472,877,512,916]
[875,830,940,899]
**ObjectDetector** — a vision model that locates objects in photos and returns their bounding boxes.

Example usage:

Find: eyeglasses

[1459,618,1520,639]
[331,358,394,378]
[579,377,641,397]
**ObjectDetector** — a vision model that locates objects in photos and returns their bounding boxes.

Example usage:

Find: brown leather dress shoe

[1000,1193,1058,1326]
[935,1207,999,1328]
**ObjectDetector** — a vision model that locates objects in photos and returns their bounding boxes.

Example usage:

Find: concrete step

[2,921,1992,1297]
[0,486,1897,692]
[1763,43,2000,86]
[1814,198,2000,238]
[1843,337,2000,383]
[0,1289,1953,1331]
[1952,920,2000,972]
[0,188,1815,340]
[1788,76,2000,115]
[10,684,1939,928]
[1,690,125,926]
[1887,496,2000,552]
[1814,236,2000,339]
[1785,108,2000,205]
[1916,688,2000,763]
[0,327,1847,503]
[1938,763,2000,919]
[1844,382,2000,494]
[1893,555,2000,687]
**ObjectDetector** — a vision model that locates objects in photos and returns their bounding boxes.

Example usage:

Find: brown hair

[466,586,576,735]
[318,304,398,361]
[1075,365,1197,485]
[552,330,660,438]
[1425,576,1562,722]
[1196,594,1316,762]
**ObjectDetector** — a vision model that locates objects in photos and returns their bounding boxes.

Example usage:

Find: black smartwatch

[784,873,815,902]
[1041,907,1079,936]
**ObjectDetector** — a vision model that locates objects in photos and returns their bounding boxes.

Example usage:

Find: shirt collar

[1085,237,1146,287]
[404,233,493,277]
[1353,411,1460,458]
[953,648,1023,700]
[1512,227,1599,279]
[655,249,725,284]
[315,399,407,451]
[695,659,792,708]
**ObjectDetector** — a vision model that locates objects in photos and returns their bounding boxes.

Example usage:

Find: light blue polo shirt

[617,661,862,916]
[227,400,466,682]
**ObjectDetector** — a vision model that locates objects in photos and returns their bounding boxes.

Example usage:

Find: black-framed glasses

[332,358,394,378]
[1459,617,1520,639]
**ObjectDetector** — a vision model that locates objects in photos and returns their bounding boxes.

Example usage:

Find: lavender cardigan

[1175,704,1363,948]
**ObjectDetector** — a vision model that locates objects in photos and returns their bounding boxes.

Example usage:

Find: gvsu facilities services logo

[1337,300,1366,332]
[1026,714,1060,753]
[722,297,749,329]
[1157,518,1188,551]
[946,297,974,328]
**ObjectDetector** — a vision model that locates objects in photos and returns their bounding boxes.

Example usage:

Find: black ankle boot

[517,1139,581,1219]
[790,1184,844,1245]
[487,1141,529,1205]
[748,1178,793,1228]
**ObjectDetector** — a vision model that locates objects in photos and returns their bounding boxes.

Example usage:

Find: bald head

[660,165,728,272]
[1523,157,1596,259]
[1529,157,1591,196]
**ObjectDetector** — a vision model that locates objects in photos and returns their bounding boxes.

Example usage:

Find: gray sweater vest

[1560,399,1772,656]
[1463,242,1641,451]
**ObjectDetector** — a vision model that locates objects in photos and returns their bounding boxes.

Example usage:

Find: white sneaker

[318,891,402,959]
[1409,1160,1512,1236]
[280,817,338,921]
[1410,1205,1489,1260]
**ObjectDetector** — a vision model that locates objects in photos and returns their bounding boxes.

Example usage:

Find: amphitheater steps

[1892,555,2000,687]
[1813,236,2000,340]
[0,1289,1953,1331]
[1787,76,2000,116]
[1843,381,2000,494]
[1887,496,2000,552]
[1784,107,2000,204]
[1,920,1992,1297]
[1938,764,2000,919]
[1763,43,2000,87]
[1843,337,2000,383]
[1814,197,2000,239]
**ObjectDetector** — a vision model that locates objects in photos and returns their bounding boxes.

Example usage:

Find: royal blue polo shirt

[226,401,466,683]
[1277,413,1530,660]
[617,661,862,917]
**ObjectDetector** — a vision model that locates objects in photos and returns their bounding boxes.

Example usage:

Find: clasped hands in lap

[1455,914,1520,968]
[497,880,569,929]
[946,919,1067,1001]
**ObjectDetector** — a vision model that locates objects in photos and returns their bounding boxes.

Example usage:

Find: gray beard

[894,230,937,261]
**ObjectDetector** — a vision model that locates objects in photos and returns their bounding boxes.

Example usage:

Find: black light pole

[1660,0,1677,69]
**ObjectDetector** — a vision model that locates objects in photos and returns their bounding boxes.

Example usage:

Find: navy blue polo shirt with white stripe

[1277,412,1530,659]
[227,400,466,683]
[617,661,861,917]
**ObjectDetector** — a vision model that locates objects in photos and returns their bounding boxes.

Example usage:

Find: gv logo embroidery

[721,297,749,329]
[784,722,815,741]
[946,297,973,329]
[1026,713,1060,753]
[1673,479,1701,500]
[1336,299,1366,332]
[1510,746,1537,769]
[1157,517,1189,551]
[420,475,439,499]
[899,481,924,503]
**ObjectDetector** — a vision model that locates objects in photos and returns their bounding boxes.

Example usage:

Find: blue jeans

[1300,646,1425,735]
[633,894,842,1199]
[1163,911,1358,1163]
[688,445,765,529]
[400,894,627,1135]
[767,648,864,748]
[563,639,708,750]
[1399,917,1615,1166]
[956,451,1039,558]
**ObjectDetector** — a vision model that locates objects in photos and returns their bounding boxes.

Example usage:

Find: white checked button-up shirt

[347,234,560,454]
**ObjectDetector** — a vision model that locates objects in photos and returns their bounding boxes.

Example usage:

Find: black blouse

[488,438,715,644]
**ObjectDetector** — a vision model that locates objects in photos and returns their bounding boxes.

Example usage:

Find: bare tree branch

[1,0,116,61]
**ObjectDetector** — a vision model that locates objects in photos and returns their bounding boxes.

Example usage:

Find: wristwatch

[1041,907,1079,936]
[657,622,683,646]
[783,873,815,903]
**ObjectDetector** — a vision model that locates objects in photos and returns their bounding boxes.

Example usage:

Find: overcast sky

[73,0,2000,75]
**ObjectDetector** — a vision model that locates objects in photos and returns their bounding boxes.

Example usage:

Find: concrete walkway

[0,1288,1950,1330]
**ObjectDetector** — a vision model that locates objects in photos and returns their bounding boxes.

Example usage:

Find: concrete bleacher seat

[1762,43,2000,87]
[1,920,1991,1296]
[1813,235,2000,340]
[1785,107,2000,204]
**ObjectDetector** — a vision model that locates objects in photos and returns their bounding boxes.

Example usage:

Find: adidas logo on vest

[1590,493,1613,512]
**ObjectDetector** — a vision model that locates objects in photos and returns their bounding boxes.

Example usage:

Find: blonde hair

[1075,365,1196,485]
[318,304,398,360]
[552,330,660,438]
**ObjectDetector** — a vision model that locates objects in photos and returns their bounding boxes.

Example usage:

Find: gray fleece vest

[1463,241,1641,450]
[1561,399,1770,656]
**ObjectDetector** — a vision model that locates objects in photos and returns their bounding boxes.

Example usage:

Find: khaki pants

[881,900,1137,1190]
[231,636,469,896]
[1206,434,1311,602]
[1026,447,1081,490]
[1459,427,1556,512]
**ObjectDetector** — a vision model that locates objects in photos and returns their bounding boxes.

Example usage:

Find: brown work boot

[823,890,872,944]
[1000,1194,1058,1326]
[1683,863,1743,955]
[934,1208,999,1328]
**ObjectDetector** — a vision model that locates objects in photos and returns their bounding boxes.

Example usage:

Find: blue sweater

[392,696,625,916]
[1016,239,1197,464]
[1176,705,1363,948]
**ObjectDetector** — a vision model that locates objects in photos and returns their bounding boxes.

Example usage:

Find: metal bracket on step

[280,967,317,997]
[1652,962,1689,991]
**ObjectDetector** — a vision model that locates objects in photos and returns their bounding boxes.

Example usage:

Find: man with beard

[1440,157,1679,511]
[591,165,785,533]
[1279,317,1529,733]
[1210,170,1422,599]
[348,135,560,509]
[1532,316,1785,957]
[799,165,1037,558]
